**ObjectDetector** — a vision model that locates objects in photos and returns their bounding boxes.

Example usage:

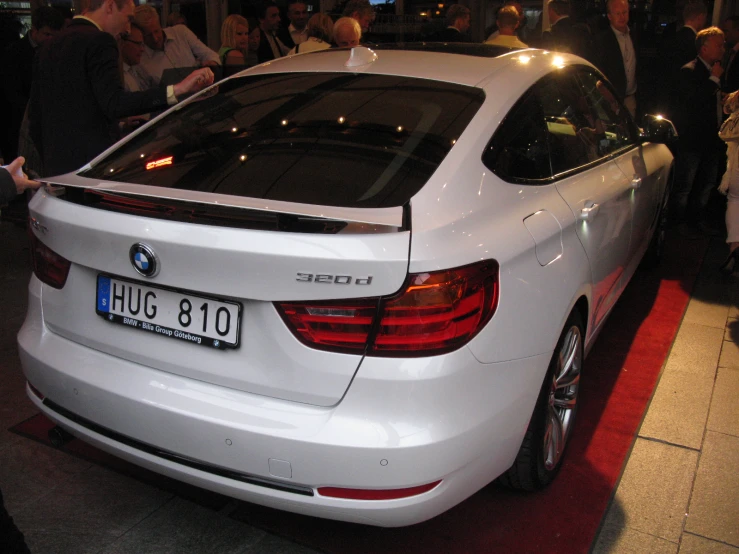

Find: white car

[18,45,674,527]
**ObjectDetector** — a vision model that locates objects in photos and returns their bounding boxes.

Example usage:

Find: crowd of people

[0,0,738,548]
[0,0,738,272]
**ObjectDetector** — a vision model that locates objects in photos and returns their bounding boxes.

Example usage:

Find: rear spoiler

[42,173,404,229]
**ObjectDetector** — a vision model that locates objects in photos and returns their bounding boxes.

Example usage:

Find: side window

[573,68,636,156]
[540,73,601,173]
[483,88,551,182]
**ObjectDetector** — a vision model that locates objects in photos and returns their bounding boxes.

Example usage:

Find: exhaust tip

[48,426,75,448]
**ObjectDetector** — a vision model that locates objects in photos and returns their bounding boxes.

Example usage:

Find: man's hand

[173,67,215,99]
[2,157,41,195]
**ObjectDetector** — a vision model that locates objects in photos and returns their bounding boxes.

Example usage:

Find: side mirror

[640,114,678,145]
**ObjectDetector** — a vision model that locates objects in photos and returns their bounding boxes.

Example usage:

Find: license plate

[96,275,241,349]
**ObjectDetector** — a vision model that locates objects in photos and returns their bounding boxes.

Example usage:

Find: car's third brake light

[277,260,499,356]
[28,223,71,289]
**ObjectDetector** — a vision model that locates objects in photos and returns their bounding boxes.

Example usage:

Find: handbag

[719,111,739,142]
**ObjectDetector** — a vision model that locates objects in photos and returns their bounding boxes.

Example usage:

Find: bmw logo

[129,243,159,278]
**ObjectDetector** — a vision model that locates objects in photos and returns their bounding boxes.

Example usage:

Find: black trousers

[0,488,30,554]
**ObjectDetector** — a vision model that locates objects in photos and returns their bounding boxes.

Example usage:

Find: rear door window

[80,73,485,209]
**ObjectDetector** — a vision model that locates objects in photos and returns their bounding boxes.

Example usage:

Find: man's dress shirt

[611,26,636,97]
[123,63,153,92]
[139,24,220,86]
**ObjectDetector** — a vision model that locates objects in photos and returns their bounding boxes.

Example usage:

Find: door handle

[579,202,600,222]
[630,176,642,189]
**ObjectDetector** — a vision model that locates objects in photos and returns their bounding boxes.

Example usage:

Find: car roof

[238,44,584,90]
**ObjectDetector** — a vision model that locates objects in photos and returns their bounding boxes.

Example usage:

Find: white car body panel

[20,275,550,526]
[18,46,673,526]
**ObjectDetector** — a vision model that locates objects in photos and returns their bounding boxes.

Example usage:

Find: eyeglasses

[122,37,144,46]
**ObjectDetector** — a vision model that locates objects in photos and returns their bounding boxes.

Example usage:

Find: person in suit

[0,6,64,162]
[429,4,471,43]
[595,0,638,119]
[257,0,291,63]
[28,0,214,177]
[280,0,308,49]
[721,16,739,93]
[541,0,587,58]
[671,26,726,235]
[672,2,707,73]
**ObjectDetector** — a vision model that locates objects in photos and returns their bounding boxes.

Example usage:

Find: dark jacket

[275,26,296,51]
[257,29,291,63]
[0,34,35,160]
[541,17,579,55]
[594,26,638,101]
[676,57,722,151]
[29,18,170,176]
[673,26,698,74]
[428,26,470,43]
[0,166,16,205]
[722,47,739,93]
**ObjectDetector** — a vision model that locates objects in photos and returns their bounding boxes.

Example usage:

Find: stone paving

[593,239,739,554]
[1,218,737,553]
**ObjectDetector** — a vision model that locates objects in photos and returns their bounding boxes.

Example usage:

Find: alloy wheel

[543,325,582,471]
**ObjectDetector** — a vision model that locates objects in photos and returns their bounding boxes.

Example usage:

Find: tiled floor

[593,239,739,554]
[1,219,737,553]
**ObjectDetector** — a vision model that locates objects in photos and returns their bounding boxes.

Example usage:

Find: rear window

[81,73,485,209]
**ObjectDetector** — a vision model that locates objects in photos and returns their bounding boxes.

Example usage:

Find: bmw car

[18,44,674,527]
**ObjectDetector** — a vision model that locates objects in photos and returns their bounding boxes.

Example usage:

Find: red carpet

[10,232,708,553]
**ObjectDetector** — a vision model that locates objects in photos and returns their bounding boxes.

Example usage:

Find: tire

[499,311,584,491]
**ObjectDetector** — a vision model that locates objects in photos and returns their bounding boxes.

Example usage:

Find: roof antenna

[345,46,378,68]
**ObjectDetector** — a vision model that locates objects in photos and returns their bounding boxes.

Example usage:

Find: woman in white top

[719,91,739,274]
[288,13,333,55]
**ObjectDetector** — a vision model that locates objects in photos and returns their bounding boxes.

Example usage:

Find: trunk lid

[30,189,409,406]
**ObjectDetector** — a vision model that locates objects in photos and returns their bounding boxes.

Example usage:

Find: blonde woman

[288,13,333,55]
[219,14,250,66]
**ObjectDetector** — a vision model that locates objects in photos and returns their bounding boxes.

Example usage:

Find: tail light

[28,224,71,289]
[277,260,499,356]
[277,299,378,354]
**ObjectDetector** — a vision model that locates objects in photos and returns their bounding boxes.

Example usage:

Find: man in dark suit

[672,2,707,73]
[541,0,591,59]
[0,7,64,162]
[671,27,726,234]
[595,0,638,119]
[428,4,471,42]
[721,16,739,93]
[28,0,214,177]
[279,0,308,50]
[257,1,290,63]
[541,1,574,52]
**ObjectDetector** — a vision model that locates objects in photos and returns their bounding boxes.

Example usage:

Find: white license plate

[96,275,241,349]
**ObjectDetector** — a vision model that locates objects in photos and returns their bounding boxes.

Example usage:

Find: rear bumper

[18,277,551,527]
